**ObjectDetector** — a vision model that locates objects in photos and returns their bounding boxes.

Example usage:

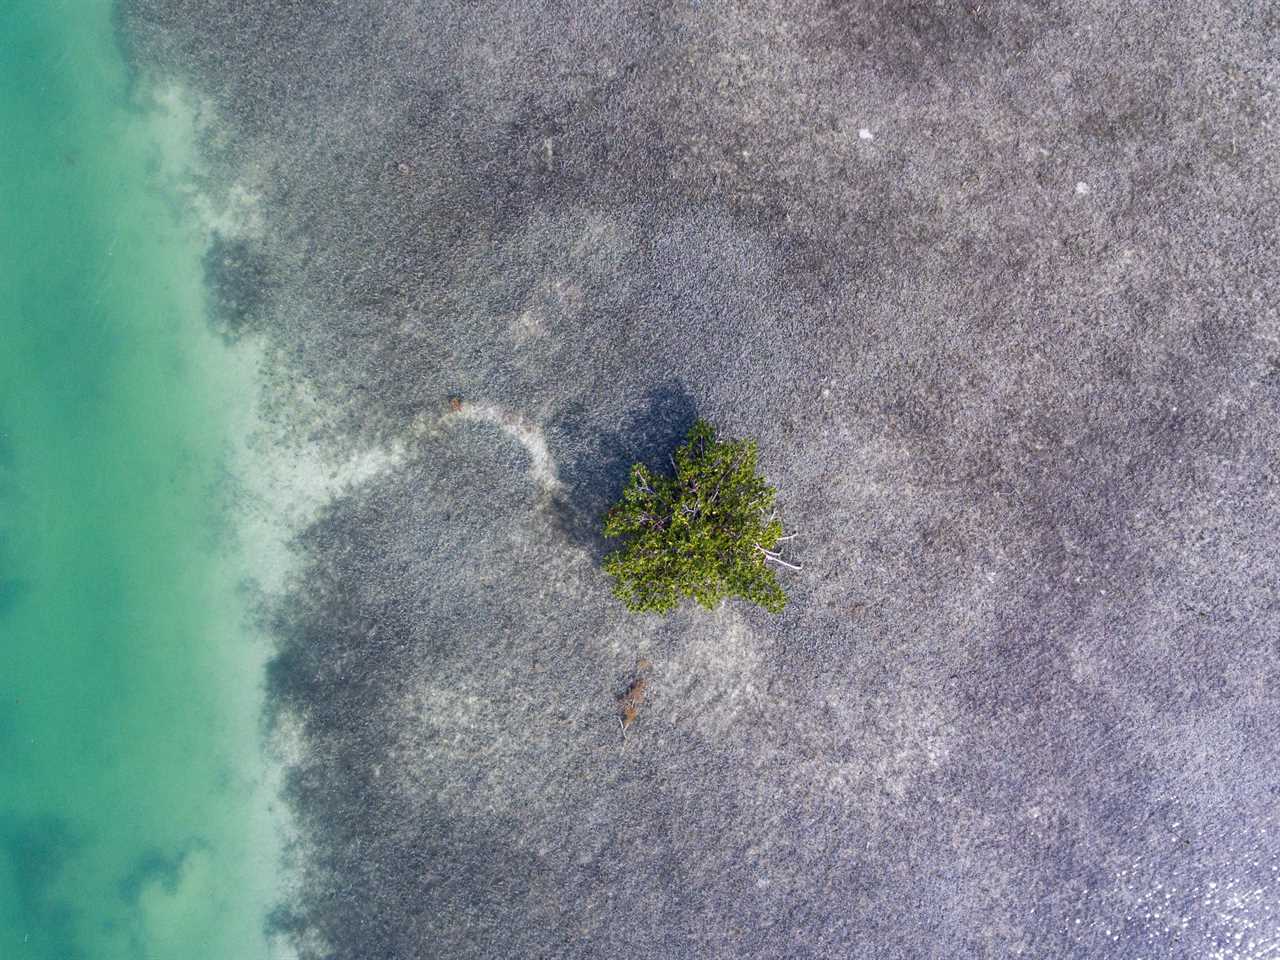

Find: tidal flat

[117,2,1280,958]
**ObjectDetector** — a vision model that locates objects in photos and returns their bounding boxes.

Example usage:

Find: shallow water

[0,2,281,957]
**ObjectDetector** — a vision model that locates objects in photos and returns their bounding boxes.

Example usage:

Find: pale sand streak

[442,402,562,494]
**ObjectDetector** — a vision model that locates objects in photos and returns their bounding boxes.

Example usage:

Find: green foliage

[602,420,792,615]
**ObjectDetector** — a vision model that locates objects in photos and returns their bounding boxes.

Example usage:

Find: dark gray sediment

[120,2,1279,957]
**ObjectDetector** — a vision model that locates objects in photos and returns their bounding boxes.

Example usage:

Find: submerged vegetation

[602,420,797,614]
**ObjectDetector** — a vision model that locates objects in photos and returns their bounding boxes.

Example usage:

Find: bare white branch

[756,544,803,571]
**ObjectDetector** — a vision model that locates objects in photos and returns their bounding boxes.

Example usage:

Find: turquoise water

[1,2,281,957]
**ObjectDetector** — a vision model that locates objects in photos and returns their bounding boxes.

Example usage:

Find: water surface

[1,2,281,956]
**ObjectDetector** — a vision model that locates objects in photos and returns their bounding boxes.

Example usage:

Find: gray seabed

[123,2,1279,958]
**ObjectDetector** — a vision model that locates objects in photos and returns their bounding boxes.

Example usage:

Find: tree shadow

[548,381,698,563]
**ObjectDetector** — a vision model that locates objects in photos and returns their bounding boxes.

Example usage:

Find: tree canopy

[602,420,796,614]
